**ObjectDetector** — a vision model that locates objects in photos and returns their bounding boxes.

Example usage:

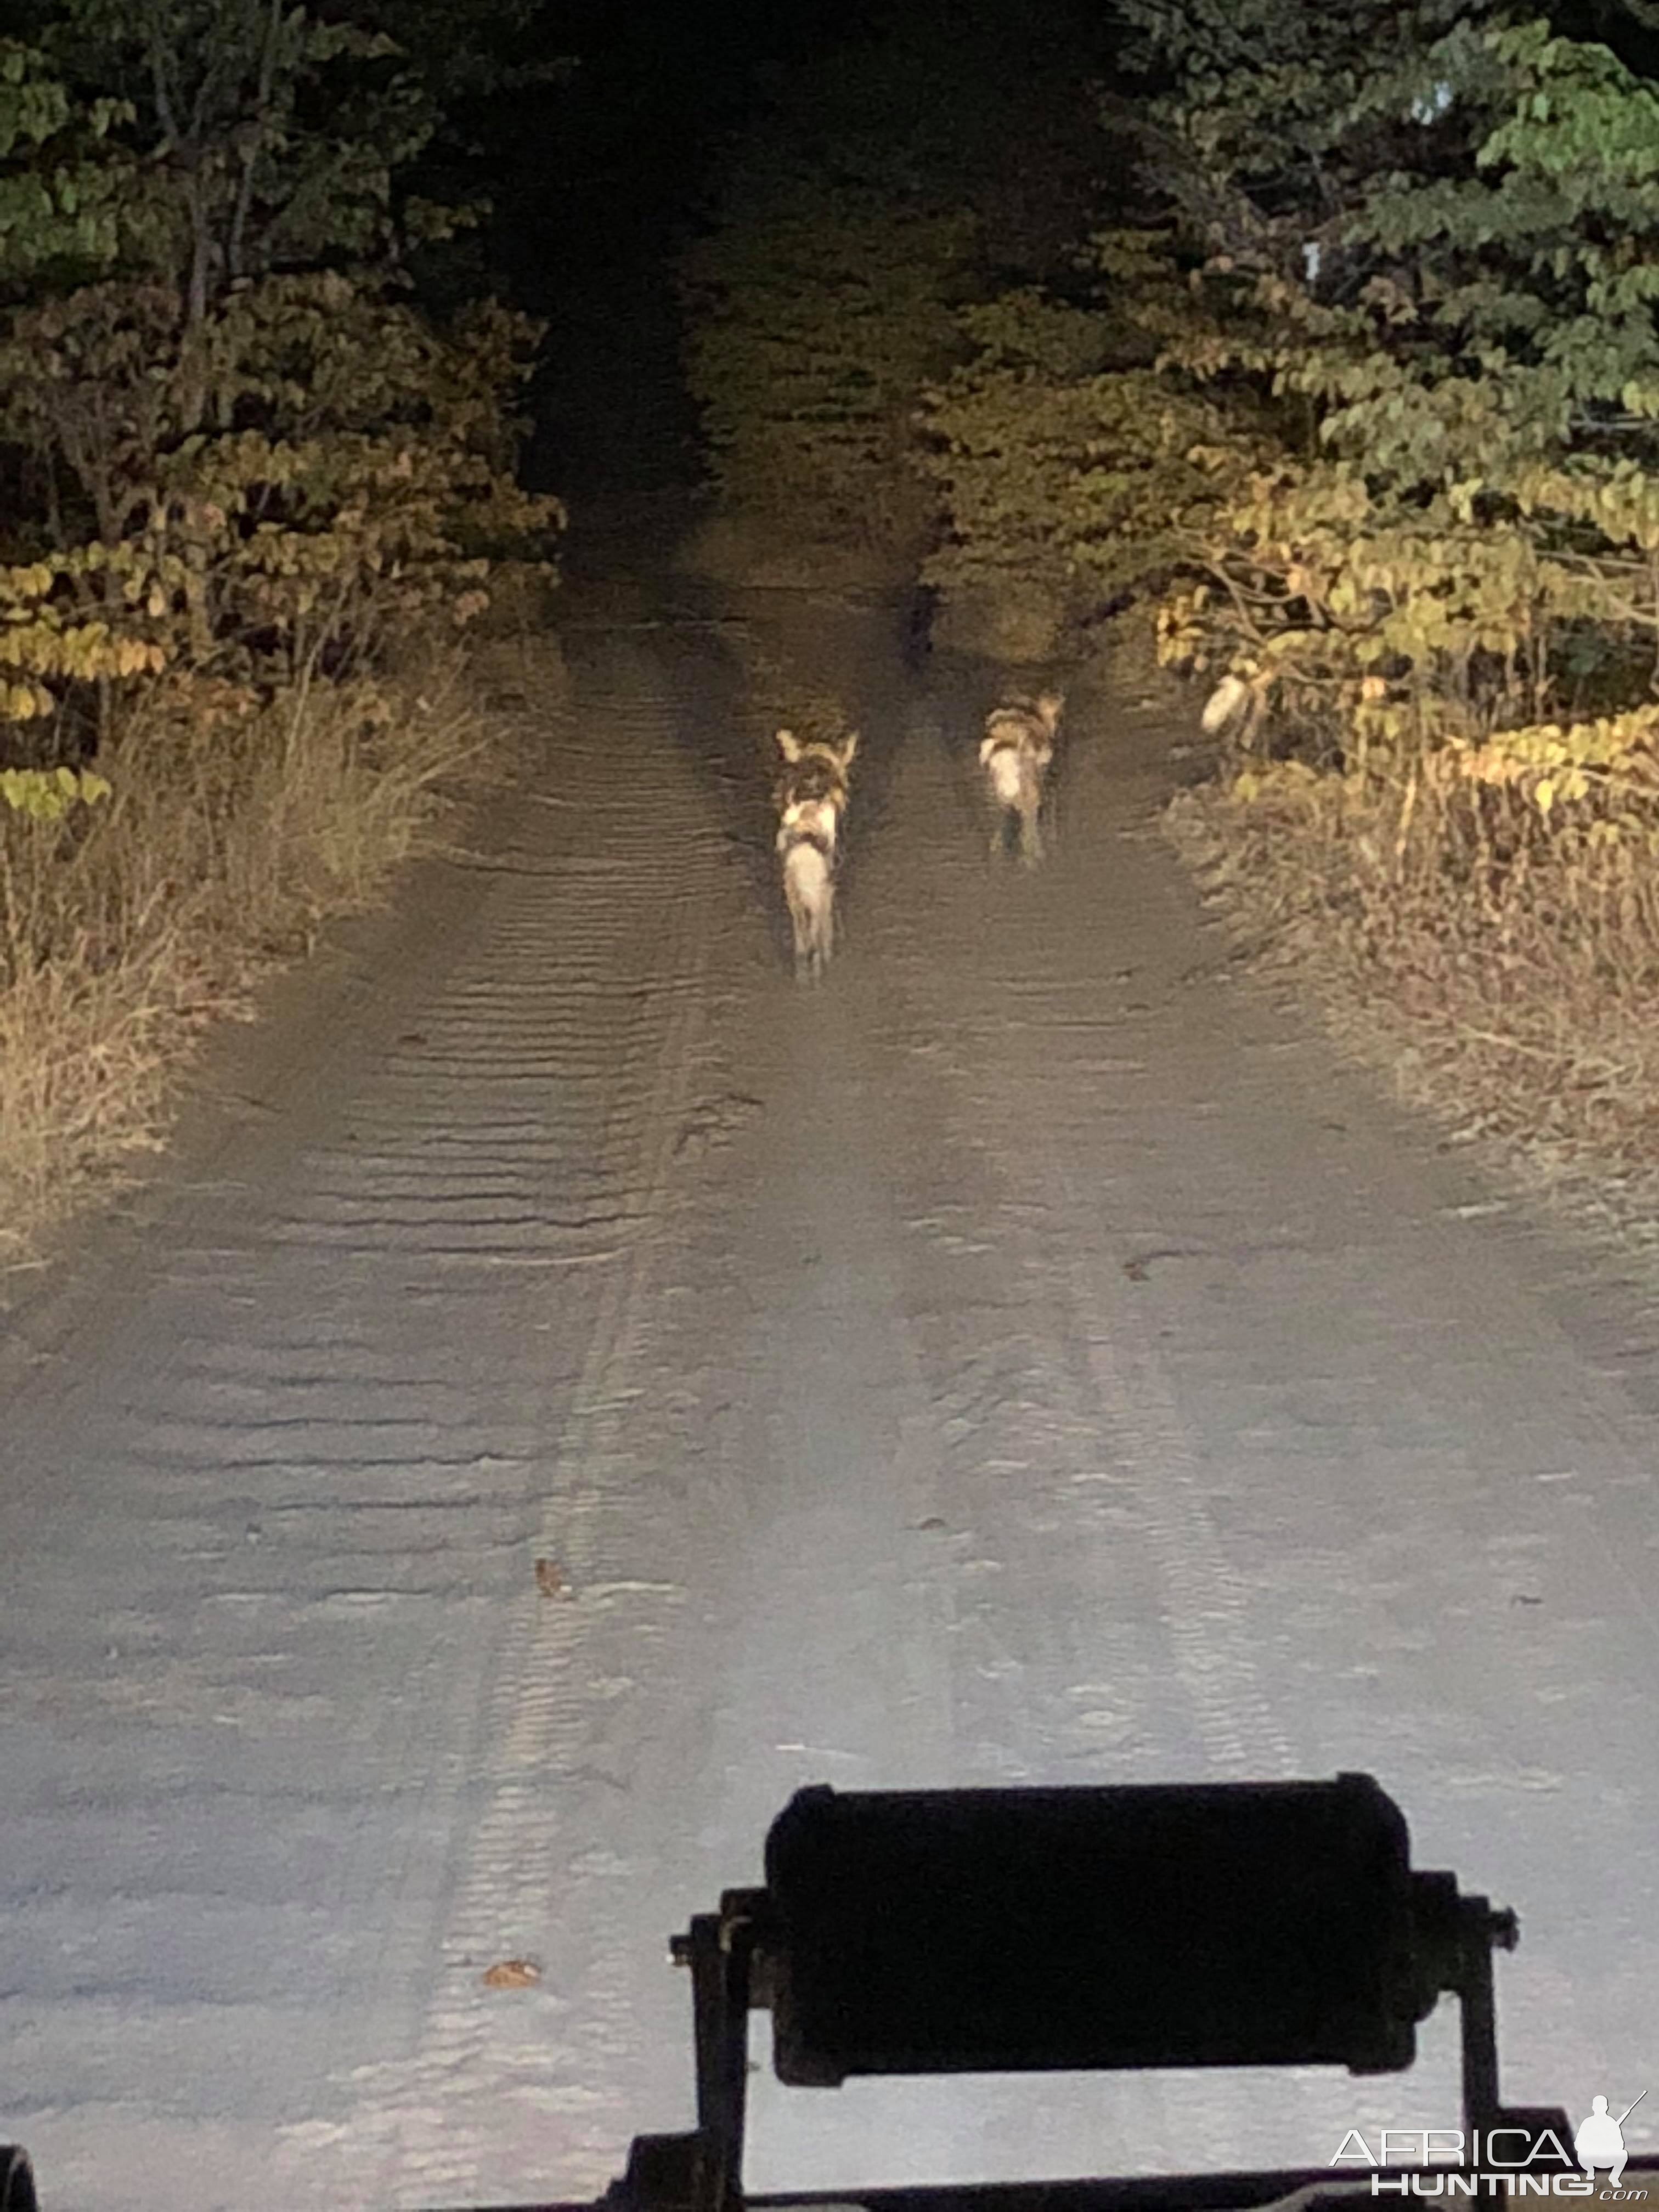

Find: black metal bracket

[658,1889,768,2212]
[610,1785,1571,2212]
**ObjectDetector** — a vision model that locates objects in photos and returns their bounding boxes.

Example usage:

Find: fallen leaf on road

[482,1957,542,1989]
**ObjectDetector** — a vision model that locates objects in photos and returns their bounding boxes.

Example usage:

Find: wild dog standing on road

[774,727,857,980]
[979,691,1063,866]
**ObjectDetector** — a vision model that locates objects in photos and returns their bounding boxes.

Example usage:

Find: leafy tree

[0,37,142,281]
[0,2,560,762]
[1129,1,1659,799]
[918,227,1279,635]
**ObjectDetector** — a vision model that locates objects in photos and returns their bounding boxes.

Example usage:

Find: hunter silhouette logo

[1575,2092,1645,2187]
[1334,2100,1652,2196]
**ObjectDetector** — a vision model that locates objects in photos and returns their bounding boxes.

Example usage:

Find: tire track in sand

[273,646,725,2205]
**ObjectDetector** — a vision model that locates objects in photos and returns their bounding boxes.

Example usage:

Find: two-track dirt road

[2,567,1656,2210]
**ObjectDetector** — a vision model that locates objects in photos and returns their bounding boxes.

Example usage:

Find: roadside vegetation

[679,5,1102,606]
[682,0,1659,1229]
[0,0,562,1269]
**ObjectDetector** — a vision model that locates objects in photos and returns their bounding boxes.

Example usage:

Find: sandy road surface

[1,577,1656,2209]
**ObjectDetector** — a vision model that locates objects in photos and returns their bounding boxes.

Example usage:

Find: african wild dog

[979,692,1063,866]
[773,727,857,979]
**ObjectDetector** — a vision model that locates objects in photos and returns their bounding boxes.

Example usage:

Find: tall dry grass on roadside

[0,647,500,1271]
[1166,748,1659,1227]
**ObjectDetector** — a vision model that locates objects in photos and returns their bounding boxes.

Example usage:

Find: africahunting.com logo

[1335,2093,1648,2198]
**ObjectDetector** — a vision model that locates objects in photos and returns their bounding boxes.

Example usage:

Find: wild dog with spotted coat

[774,727,857,980]
[979,691,1063,866]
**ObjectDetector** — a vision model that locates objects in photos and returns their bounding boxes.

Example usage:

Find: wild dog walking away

[774,727,857,980]
[979,691,1063,866]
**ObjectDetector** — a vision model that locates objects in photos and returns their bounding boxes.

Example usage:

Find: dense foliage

[0,0,561,792]
[1135,3,1659,802]
[681,8,1102,563]
[928,0,1659,836]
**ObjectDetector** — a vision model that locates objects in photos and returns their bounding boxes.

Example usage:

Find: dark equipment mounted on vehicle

[3,1774,1650,2212]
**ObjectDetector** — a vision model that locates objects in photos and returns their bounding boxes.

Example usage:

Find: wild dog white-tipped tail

[1202,674,1252,735]
[983,743,1026,809]
[782,838,834,977]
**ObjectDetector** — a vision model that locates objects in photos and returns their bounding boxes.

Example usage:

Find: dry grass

[0,642,521,1274]
[1164,751,1659,1253]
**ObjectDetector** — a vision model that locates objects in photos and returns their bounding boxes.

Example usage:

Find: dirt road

[2,572,1656,2209]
